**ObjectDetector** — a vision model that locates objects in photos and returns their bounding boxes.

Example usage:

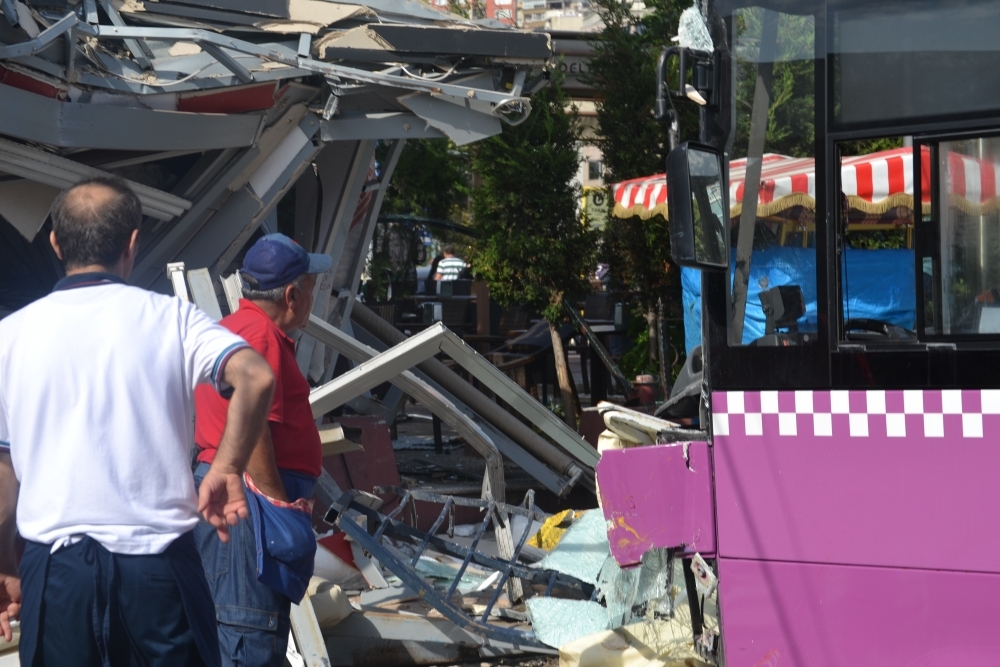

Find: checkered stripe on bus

[711,390,1000,439]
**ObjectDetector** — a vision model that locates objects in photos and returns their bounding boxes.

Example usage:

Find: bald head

[51,177,142,270]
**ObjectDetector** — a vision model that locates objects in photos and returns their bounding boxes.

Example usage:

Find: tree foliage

[583,0,684,185]
[731,10,815,159]
[368,139,471,300]
[584,0,690,378]
[381,139,469,221]
[467,71,595,322]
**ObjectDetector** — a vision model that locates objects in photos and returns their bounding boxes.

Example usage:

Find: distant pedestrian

[434,244,467,282]
[0,177,275,666]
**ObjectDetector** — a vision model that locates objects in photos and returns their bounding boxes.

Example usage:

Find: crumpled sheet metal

[597,442,716,568]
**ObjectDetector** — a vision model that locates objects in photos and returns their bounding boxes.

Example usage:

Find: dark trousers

[19,534,219,667]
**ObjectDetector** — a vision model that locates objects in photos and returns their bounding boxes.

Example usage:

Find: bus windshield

[728,6,817,346]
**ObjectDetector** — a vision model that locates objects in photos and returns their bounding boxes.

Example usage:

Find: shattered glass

[597,548,675,627]
[538,510,610,585]
[525,598,611,648]
[677,3,714,52]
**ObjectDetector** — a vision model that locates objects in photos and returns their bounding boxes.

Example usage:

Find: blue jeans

[193,470,291,667]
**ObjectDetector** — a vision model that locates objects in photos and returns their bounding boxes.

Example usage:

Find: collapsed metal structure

[0,0,546,295]
[0,0,598,493]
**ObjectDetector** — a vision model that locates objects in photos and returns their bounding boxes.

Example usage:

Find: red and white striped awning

[612,146,1000,221]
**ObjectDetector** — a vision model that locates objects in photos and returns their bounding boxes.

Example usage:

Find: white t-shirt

[436,256,466,281]
[0,276,247,555]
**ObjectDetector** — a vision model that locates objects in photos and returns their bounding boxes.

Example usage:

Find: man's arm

[0,453,20,641]
[198,348,275,542]
[245,427,287,501]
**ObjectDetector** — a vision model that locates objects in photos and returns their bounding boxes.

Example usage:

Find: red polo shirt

[194,299,322,477]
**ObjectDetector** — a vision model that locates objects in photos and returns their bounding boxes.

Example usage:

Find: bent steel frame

[326,488,593,650]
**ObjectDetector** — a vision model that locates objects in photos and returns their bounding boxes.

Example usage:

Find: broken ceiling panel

[155,0,300,20]
[0,136,191,222]
[315,0,457,24]
[118,0,373,34]
[0,178,60,241]
[399,91,502,146]
[369,24,550,58]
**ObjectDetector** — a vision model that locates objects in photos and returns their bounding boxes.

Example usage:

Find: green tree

[584,0,689,388]
[381,139,469,221]
[468,70,595,426]
[731,9,815,159]
[368,139,471,300]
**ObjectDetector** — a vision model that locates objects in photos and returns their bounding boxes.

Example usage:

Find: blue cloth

[18,533,219,667]
[245,469,317,604]
[680,247,917,352]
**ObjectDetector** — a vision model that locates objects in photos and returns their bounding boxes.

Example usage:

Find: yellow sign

[582,186,609,229]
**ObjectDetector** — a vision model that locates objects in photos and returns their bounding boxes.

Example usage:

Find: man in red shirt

[193,233,330,666]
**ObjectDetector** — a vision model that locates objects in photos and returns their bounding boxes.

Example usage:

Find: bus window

[837,139,918,342]
[729,7,817,346]
[921,135,1000,337]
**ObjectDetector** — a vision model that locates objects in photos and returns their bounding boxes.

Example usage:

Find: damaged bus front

[658,0,1000,664]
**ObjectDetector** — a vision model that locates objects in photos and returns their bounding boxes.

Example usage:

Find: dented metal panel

[0,82,264,149]
[597,443,716,567]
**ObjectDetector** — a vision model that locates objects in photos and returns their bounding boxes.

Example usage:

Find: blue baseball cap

[241,233,332,291]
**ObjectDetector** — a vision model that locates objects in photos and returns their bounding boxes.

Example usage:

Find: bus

[658,1,1000,664]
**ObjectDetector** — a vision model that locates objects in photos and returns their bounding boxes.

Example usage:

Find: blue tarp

[681,247,916,353]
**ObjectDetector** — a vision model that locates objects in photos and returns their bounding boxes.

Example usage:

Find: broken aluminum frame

[305,316,508,503]
[0,16,533,124]
[303,314,582,496]
[326,487,593,650]
[348,321,575,497]
[562,298,633,397]
[289,594,333,667]
[300,312,526,599]
[309,318,599,470]
[0,137,191,222]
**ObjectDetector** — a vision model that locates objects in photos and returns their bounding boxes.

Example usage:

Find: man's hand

[0,573,19,642]
[197,467,249,543]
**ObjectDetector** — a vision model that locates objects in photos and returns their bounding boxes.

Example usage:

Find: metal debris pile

[0,0,548,302]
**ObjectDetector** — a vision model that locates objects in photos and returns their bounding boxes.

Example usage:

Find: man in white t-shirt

[0,177,275,667]
[434,244,467,281]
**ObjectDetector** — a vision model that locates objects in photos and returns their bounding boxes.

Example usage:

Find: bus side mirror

[667,142,729,271]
